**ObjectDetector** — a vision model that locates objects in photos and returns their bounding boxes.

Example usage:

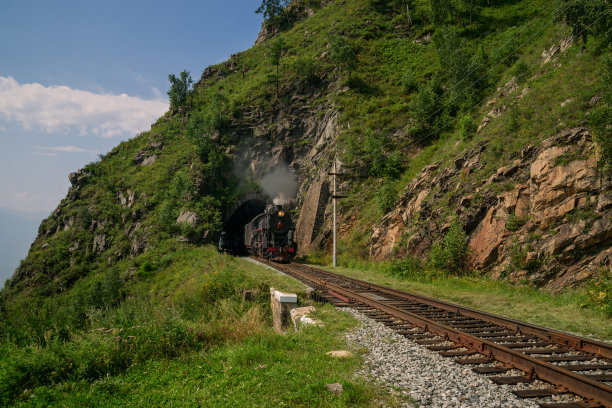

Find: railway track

[257,258,612,408]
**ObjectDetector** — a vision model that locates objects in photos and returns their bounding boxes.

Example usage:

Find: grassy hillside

[1,248,396,407]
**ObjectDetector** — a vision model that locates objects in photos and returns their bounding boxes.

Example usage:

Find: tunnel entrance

[221,197,268,254]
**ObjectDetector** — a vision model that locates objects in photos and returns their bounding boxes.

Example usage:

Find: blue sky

[0,0,264,212]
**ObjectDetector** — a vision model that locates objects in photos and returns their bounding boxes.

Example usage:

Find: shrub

[386,257,423,279]
[137,261,156,278]
[587,269,612,316]
[412,79,444,135]
[374,181,398,214]
[457,114,476,140]
[512,60,531,84]
[401,68,418,94]
[492,27,520,67]
[292,56,321,88]
[429,218,469,274]
[159,199,175,230]
[589,55,612,168]
[505,212,528,231]
[363,131,404,178]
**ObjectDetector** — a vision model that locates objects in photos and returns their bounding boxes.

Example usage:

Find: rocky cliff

[367,127,611,292]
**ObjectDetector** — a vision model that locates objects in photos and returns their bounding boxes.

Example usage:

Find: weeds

[586,269,612,316]
[429,218,469,275]
[506,212,528,231]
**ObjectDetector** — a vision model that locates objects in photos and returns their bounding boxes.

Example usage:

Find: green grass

[308,261,612,340]
[11,306,398,408]
[1,248,404,407]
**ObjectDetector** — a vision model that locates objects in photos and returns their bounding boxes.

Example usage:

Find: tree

[429,0,454,23]
[167,70,193,111]
[369,0,414,21]
[269,37,285,97]
[589,54,612,168]
[329,35,358,81]
[412,79,444,132]
[256,0,285,30]
[460,0,482,25]
[434,27,489,110]
[554,0,611,45]
[401,68,418,94]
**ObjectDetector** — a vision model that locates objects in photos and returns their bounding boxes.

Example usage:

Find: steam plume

[260,164,298,205]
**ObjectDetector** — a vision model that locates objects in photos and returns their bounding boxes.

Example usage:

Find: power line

[389,0,586,141]
[400,8,610,153]
[343,6,609,173]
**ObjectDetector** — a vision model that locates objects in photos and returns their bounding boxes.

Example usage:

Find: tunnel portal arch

[221,193,269,254]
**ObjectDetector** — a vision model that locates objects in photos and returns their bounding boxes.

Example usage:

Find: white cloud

[32,145,95,156]
[0,189,60,212]
[36,145,93,153]
[0,76,168,138]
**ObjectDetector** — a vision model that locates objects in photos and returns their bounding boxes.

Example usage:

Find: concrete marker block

[270,287,298,333]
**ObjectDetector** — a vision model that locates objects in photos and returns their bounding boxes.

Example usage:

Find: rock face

[176,211,199,226]
[295,179,330,256]
[367,128,611,292]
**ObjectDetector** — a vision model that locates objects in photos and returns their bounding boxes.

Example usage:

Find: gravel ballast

[342,307,542,408]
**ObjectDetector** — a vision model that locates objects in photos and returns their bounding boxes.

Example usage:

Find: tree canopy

[167,70,193,110]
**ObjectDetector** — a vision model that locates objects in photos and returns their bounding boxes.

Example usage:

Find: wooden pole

[333,160,337,267]
[328,160,347,268]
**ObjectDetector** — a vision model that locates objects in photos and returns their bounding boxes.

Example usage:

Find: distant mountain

[0,207,48,287]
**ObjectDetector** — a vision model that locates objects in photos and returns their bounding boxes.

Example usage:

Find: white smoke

[260,163,298,205]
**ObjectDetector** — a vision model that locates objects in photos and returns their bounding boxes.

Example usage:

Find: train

[243,204,297,262]
[217,231,245,255]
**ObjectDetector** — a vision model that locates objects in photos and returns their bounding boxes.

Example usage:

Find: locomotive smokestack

[275,204,283,211]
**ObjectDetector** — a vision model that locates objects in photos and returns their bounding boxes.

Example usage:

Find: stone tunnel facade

[295,179,330,257]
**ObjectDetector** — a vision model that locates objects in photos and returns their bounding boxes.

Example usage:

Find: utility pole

[328,159,347,268]
[333,160,337,267]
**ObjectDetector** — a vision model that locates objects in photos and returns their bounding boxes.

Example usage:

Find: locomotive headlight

[277,211,285,217]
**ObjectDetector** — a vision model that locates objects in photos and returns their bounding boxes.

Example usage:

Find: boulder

[415,32,432,44]
[68,169,89,188]
[290,306,323,330]
[93,234,106,254]
[325,350,354,358]
[176,211,199,226]
[326,383,343,395]
[141,154,157,166]
[132,149,147,164]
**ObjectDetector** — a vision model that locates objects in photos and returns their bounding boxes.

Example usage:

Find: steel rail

[265,261,612,407]
[297,263,612,360]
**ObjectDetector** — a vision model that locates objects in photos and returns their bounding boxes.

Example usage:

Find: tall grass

[0,260,271,405]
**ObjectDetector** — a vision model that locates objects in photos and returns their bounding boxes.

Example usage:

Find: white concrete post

[270,288,298,333]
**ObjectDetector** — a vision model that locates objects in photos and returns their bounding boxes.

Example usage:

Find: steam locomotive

[244,204,297,262]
